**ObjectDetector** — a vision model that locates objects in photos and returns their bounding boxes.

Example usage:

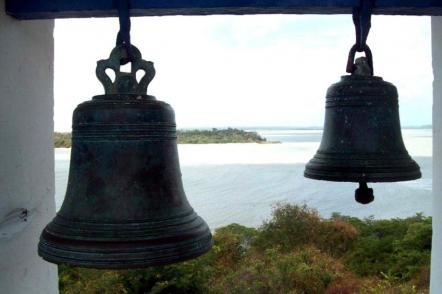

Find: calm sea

[55,129,432,230]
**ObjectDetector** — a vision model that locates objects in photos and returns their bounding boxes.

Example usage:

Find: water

[55,129,432,230]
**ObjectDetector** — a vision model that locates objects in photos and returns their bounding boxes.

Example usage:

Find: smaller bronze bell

[38,45,212,268]
[304,57,421,204]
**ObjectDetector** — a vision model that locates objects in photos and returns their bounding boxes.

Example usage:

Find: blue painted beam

[6,0,442,19]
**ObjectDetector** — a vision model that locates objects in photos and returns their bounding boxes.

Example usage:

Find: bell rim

[304,150,422,182]
[304,170,422,183]
[39,208,213,268]
[304,160,421,183]
[38,230,213,269]
[42,210,208,241]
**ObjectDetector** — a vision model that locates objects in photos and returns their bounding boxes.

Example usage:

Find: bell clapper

[355,182,374,204]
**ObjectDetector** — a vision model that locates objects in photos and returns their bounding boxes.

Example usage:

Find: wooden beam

[6,0,442,19]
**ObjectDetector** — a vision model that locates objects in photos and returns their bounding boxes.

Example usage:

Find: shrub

[255,203,323,251]
[211,223,258,268]
[59,204,432,293]
[344,214,432,281]
[209,246,347,294]
[255,203,359,257]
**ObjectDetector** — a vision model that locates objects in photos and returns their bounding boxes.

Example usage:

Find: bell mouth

[304,152,421,183]
[38,211,213,269]
[39,234,213,269]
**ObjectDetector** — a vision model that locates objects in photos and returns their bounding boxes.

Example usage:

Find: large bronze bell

[38,45,212,268]
[304,57,421,204]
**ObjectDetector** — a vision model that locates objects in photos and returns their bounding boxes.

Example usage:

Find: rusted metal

[304,57,421,204]
[347,0,374,75]
[38,44,212,268]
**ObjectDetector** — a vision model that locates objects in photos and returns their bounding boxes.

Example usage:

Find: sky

[54,15,432,131]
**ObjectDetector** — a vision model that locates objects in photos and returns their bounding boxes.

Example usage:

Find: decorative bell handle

[96,44,155,95]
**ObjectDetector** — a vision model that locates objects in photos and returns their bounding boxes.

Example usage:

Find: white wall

[0,1,58,293]
[431,16,442,294]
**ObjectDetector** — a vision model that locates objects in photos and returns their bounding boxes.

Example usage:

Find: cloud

[54,15,432,131]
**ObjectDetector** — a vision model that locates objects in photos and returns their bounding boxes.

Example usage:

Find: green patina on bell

[38,45,212,268]
[304,57,421,204]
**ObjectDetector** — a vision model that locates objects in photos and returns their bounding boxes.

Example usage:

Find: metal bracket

[346,0,374,75]
[116,0,133,62]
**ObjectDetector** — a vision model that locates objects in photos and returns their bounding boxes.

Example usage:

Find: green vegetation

[54,132,72,148]
[59,204,431,294]
[177,128,270,144]
[54,128,271,148]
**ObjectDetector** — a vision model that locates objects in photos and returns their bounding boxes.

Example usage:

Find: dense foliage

[177,128,268,144]
[59,204,431,294]
[54,128,269,148]
[54,132,72,148]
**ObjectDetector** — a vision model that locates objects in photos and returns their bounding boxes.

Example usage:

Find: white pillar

[431,16,442,294]
[0,1,58,294]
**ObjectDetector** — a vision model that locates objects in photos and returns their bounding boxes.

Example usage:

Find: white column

[0,1,58,294]
[431,16,442,294]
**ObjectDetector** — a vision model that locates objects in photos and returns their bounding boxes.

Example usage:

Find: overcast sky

[54,15,432,131]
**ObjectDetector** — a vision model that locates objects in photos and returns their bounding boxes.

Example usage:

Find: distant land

[55,125,432,133]
[174,128,275,144]
[53,125,432,148]
[53,128,274,148]
[204,125,432,131]
[402,124,432,129]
